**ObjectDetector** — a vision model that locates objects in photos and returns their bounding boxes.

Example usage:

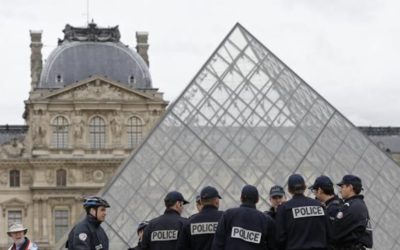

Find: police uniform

[333,175,372,250]
[276,174,329,250]
[67,215,109,250]
[141,191,189,250]
[265,185,285,220]
[141,209,188,250]
[265,207,277,220]
[309,175,342,223]
[325,195,342,222]
[211,185,276,250]
[128,221,149,250]
[177,186,224,250]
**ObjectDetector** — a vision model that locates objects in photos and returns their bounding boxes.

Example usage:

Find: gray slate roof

[0,125,28,144]
[39,41,152,89]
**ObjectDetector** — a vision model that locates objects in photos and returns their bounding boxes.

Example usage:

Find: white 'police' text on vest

[231,226,261,244]
[151,230,178,241]
[191,222,218,235]
[292,206,325,219]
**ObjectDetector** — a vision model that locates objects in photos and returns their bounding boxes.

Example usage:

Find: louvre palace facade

[0,23,167,249]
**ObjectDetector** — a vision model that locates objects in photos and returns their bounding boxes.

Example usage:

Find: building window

[56,74,63,83]
[127,116,142,148]
[8,210,22,227]
[56,169,67,187]
[9,170,20,187]
[54,209,69,242]
[89,116,106,149]
[129,75,135,85]
[52,116,69,148]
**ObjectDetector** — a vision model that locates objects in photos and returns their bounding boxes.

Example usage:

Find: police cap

[269,185,285,197]
[288,174,306,190]
[164,191,189,204]
[309,175,333,190]
[241,185,259,202]
[200,186,222,200]
[337,174,363,189]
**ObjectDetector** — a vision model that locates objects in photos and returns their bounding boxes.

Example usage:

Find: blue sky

[1,0,399,125]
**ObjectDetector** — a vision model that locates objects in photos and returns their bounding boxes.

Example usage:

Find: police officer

[309,175,342,223]
[128,221,149,250]
[265,185,286,220]
[141,191,189,250]
[333,175,373,250]
[67,196,110,250]
[309,175,343,249]
[276,174,329,250]
[211,185,276,250]
[177,186,224,250]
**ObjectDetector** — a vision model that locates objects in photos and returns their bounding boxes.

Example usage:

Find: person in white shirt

[7,223,38,250]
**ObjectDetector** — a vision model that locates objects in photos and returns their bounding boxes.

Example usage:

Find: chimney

[136,32,149,67]
[30,30,43,91]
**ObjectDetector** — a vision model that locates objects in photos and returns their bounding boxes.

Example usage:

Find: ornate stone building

[0,23,167,249]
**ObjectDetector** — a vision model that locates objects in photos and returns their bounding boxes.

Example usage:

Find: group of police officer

[66,174,373,250]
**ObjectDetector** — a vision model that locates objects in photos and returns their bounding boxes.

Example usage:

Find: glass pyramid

[99,24,400,249]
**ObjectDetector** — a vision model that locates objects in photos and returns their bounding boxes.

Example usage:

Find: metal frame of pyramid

[95,23,400,249]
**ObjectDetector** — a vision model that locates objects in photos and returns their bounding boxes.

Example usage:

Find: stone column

[33,198,40,240]
[136,32,149,67]
[30,30,43,91]
[41,199,49,243]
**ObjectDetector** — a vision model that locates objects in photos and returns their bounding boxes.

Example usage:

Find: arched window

[52,116,69,148]
[89,116,106,149]
[127,116,142,148]
[56,169,67,187]
[10,170,20,187]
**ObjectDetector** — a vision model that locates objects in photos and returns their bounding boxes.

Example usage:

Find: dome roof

[38,23,152,89]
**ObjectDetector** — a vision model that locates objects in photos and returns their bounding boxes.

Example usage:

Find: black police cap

[241,185,259,202]
[309,175,333,190]
[200,186,222,200]
[269,185,285,197]
[337,174,363,188]
[164,191,189,204]
[288,174,305,190]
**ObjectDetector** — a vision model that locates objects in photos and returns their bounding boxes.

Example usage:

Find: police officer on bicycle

[67,196,110,250]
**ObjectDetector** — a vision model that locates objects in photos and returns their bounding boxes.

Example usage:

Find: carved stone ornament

[45,169,55,184]
[0,170,7,186]
[92,170,104,183]
[0,138,24,158]
[73,115,85,142]
[31,115,48,147]
[21,170,33,185]
[83,169,93,182]
[0,198,29,217]
[53,81,146,102]
[59,22,121,44]
[67,170,76,184]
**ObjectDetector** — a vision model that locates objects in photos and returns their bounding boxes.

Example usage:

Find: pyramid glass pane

[92,24,399,249]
